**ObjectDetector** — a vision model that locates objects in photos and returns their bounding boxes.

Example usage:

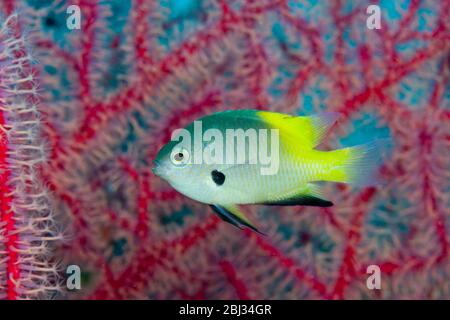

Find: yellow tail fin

[326,139,391,186]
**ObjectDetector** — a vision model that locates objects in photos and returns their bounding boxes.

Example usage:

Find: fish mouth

[152,160,162,177]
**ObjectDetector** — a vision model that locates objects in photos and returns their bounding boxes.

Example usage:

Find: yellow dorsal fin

[258,111,340,148]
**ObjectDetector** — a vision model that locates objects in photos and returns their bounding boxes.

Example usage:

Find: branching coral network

[0,0,449,299]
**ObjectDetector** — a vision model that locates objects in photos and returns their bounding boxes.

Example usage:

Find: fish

[153,109,389,234]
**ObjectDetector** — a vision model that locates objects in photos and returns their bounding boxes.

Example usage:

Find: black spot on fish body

[211,170,225,186]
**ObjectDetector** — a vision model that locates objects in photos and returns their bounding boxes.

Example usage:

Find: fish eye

[174,152,184,161]
[170,148,190,166]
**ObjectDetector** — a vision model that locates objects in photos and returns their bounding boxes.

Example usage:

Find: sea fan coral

[0,13,59,299]
[0,0,449,299]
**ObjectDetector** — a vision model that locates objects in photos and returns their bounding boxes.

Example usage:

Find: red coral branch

[246,230,329,298]
[0,107,19,300]
[219,260,251,300]
[331,188,376,299]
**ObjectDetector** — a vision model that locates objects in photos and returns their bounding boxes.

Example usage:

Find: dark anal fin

[263,195,333,207]
[263,183,333,207]
[210,204,265,235]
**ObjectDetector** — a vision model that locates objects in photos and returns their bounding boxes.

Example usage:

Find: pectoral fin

[210,204,265,235]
